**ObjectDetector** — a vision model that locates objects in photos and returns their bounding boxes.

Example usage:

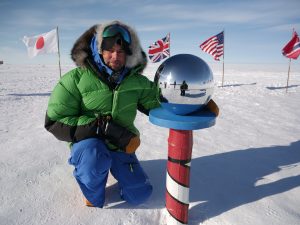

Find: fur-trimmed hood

[71,20,147,70]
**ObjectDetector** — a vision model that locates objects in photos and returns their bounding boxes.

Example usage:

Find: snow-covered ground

[0,62,299,225]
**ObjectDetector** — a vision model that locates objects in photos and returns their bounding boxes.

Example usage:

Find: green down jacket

[45,65,160,145]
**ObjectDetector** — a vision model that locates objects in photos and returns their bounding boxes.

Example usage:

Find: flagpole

[169,32,171,57]
[56,26,62,78]
[221,29,225,87]
[286,58,291,93]
[285,28,295,93]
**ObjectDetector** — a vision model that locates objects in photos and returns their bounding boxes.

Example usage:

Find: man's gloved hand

[97,116,140,154]
[205,99,219,116]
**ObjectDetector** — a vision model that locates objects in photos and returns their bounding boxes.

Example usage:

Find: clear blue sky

[0,0,299,65]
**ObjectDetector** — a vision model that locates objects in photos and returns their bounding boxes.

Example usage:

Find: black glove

[97,116,140,154]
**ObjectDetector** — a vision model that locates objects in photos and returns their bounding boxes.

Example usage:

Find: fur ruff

[71,20,147,70]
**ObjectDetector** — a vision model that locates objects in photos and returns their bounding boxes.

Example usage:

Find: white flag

[22,28,58,58]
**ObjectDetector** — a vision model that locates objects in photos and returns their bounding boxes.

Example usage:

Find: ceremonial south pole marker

[149,107,216,225]
[150,54,217,224]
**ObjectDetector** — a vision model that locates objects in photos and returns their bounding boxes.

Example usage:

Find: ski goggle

[102,24,131,44]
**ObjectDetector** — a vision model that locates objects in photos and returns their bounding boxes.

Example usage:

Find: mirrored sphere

[154,54,214,115]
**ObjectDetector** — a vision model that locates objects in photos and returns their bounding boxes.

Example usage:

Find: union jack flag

[148,33,170,63]
[282,31,300,60]
[200,31,224,61]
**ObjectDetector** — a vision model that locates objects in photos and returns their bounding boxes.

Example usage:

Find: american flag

[200,31,224,61]
[148,33,170,63]
[282,31,300,60]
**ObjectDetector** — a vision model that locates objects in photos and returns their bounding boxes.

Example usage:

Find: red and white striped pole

[166,129,193,225]
[149,105,217,224]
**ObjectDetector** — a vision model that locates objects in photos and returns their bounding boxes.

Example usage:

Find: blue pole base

[149,107,216,131]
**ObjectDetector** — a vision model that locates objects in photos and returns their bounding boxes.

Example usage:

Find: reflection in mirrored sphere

[154,54,214,115]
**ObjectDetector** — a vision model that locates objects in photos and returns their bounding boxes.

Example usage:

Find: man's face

[102,44,126,71]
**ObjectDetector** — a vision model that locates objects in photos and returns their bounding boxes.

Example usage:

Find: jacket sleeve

[137,76,161,115]
[44,71,99,143]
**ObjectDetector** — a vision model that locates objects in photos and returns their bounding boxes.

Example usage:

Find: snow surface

[0,63,300,225]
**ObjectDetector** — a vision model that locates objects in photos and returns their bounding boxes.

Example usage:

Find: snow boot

[84,197,94,207]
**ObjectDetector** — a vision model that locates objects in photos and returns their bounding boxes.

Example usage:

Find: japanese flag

[22,28,58,58]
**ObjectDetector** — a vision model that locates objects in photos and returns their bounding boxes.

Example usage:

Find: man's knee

[70,138,112,185]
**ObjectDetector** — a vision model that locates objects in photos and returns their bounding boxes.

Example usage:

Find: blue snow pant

[68,138,152,207]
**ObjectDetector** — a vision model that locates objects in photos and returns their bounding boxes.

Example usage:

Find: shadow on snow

[266,84,299,90]
[218,82,257,88]
[106,141,300,224]
[7,92,51,97]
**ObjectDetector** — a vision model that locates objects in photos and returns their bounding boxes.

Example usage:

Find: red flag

[22,28,58,58]
[282,31,300,60]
